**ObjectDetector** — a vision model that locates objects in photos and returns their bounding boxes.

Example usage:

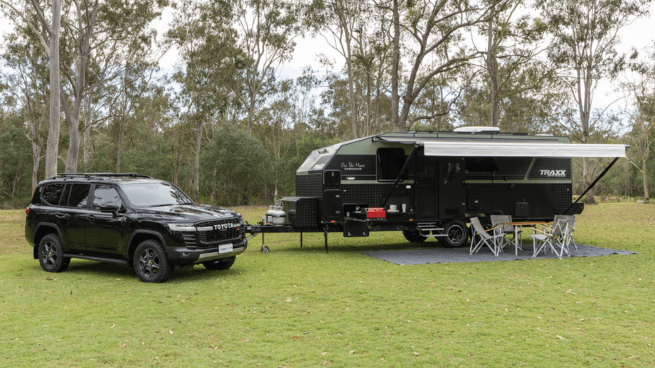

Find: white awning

[422,141,627,158]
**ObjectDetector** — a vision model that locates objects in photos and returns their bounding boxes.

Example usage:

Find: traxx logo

[540,169,567,178]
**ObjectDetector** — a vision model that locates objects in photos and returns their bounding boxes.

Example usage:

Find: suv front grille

[196,219,242,244]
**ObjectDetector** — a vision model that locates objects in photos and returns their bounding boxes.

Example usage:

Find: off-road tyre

[203,256,236,271]
[403,230,427,243]
[438,220,468,248]
[134,239,173,283]
[38,233,70,273]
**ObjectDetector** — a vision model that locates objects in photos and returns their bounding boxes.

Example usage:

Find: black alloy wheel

[438,220,468,248]
[203,256,236,271]
[403,230,427,243]
[38,233,70,273]
[134,240,173,283]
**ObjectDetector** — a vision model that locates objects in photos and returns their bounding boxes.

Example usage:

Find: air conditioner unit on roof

[453,126,501,133]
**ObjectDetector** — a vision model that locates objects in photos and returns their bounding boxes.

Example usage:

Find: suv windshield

[121,182,193,207]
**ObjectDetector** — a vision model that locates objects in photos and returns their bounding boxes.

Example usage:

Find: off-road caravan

[247,128,627,252]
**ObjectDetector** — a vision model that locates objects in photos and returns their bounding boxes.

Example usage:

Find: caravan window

[377,148,406,181]
[465,157,498,173]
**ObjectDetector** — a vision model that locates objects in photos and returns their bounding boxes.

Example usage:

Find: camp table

[497,221,551,255]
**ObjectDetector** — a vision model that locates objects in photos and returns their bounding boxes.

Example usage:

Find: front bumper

[166,237,248,265]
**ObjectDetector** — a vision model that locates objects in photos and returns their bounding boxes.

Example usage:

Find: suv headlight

[168,223,196,232]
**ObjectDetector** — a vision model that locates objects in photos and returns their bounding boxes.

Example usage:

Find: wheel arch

[33,223,63,259]
[127,231,166,266]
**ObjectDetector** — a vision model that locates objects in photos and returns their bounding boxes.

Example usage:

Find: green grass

[1,204,654,367]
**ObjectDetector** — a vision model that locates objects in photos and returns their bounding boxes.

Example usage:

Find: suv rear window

[41,184,65,205]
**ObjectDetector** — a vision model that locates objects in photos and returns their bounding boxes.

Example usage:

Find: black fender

[126,230,167,261]
[33,223,63,259]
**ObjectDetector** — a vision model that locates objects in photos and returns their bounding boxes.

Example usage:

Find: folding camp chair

[530,218,570,259]
[554,215,577,250]
[470,217,505,256]
[490,215,523,255]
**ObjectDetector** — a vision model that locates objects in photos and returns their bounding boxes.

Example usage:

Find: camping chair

[554,215,577,250]
[470,217,505,256]
[530,218,570,259]
[490,215,523,255]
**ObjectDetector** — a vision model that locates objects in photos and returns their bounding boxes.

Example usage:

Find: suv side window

[31,186,43,204]
[41,184,65,206]
[67,184,91,208]
[92,185,123,210]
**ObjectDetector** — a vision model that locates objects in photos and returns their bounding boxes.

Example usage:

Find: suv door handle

[87,214,97,221]
[55,212,69,219]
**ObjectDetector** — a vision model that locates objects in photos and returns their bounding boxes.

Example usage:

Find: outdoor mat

[362,244,637,265]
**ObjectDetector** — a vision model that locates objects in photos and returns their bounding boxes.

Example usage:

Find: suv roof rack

[47,173,153,180]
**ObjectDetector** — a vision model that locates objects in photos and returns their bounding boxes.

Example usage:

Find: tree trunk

[173,126,184,186]
[44,0,62,179]
[643,157,649,200]
[61,1,98,174]
[344,34,357,138]
[486,4,500,127]
[31,143,42,195]
[63,113,81,173]
[366,70,371,136]
[582,156,596,204]
[83,123,91,171]
[193,118,203,202]
[116,118,124,173]
[390,0,401,131]
[247,94,255,135]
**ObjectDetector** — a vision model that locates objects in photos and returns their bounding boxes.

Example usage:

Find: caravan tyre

[438,220,468,248]
[403,230,427,243]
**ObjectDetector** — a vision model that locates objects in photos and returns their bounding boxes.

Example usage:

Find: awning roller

[422,141,627,158]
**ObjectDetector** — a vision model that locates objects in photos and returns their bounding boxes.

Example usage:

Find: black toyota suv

[25,173,248,283]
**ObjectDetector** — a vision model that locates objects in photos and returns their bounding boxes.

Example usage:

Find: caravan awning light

[421,141,627,158]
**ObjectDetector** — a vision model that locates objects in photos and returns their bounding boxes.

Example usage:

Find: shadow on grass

[58,259,244,283]
[267,239,467,255]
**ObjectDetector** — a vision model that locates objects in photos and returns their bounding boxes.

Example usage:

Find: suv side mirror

[100,204,120,213]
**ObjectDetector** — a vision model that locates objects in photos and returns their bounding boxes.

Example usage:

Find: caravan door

[415,153,438,220]
[438,157,466,218]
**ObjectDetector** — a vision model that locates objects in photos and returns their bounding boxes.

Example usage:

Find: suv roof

[43,173,154,184]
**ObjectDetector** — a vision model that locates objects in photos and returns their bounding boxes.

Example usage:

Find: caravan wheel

[438,220,468,248]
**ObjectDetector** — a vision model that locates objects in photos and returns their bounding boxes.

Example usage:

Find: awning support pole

[381,144,419,209]
[565,157,620,214]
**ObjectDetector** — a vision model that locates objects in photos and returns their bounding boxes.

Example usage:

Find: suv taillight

[26,207,30,214]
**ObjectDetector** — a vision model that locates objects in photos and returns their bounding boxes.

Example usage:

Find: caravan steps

[417,222,445,237]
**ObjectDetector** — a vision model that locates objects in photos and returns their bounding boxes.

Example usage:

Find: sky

[3,2,655,117]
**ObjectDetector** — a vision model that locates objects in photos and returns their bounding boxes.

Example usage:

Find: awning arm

[565,157,620,214]
[381,144,420,209]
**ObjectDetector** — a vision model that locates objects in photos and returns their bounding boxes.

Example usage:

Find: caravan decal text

[540,169,567,178]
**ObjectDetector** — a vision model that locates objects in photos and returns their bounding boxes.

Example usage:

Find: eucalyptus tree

[226,0,302,135]
[538,0,650,203]
[620,46,655,200]
[167,0,238,200]
[109,61,161,173]
[350,10,395,136]
[5,0,166,175]
[474,0,553,127]
[373,0,509,131]
[1,24,50,192]
[0,0,62,178]
[307,0,368,138]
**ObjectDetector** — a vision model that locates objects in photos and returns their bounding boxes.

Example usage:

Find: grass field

[1,204,654,367]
